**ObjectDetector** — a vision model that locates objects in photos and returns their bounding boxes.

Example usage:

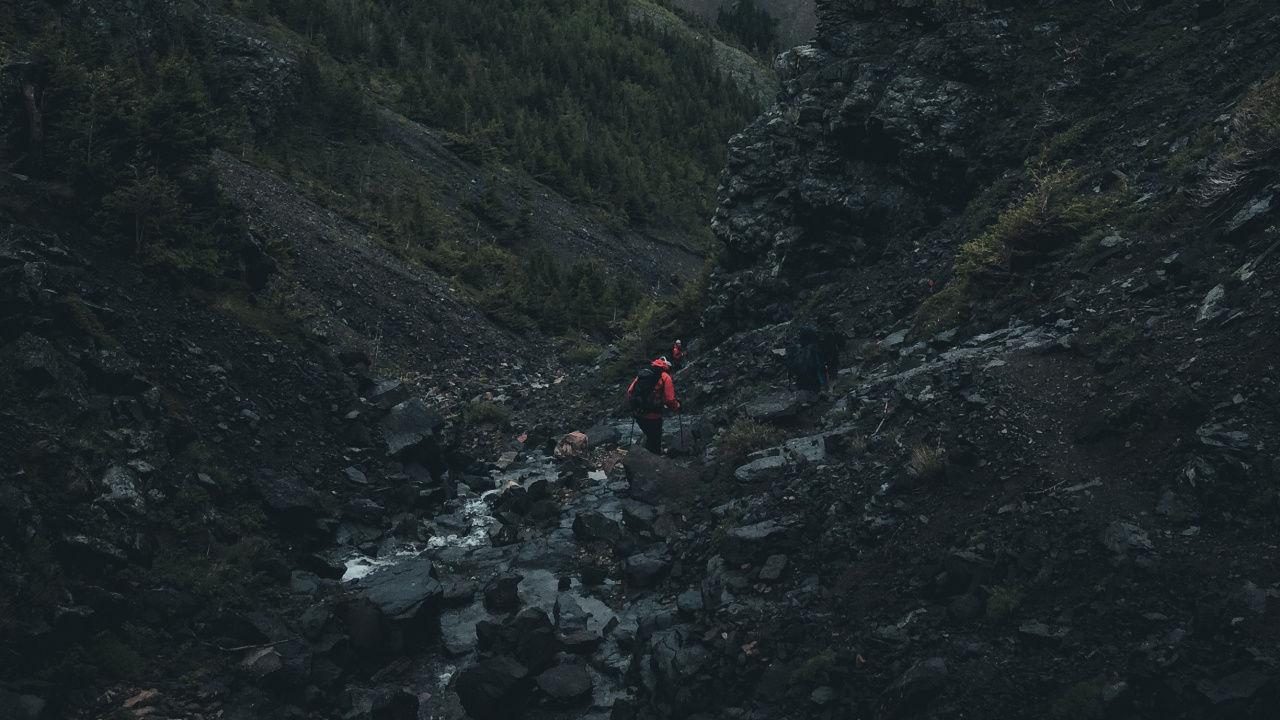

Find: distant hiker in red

[671,340,688,370]
[627,357,681,454]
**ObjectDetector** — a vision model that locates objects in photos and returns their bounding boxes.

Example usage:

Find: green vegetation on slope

[3,0,762,341]
[253,0,762,224]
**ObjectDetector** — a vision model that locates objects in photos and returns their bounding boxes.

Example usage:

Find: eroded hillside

[3,0,1280,719]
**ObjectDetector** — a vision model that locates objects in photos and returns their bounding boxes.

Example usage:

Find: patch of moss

[56,294,118,348]
[1050,680,1104,720]
[465,400,510,425]
[790,648,836,685]
[986,584,1024,622]
[913,278,970,338]
[1097,322,1137,350]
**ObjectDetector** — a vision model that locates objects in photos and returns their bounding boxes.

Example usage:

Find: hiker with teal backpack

[789,326,826,392]
[627,357,681,454]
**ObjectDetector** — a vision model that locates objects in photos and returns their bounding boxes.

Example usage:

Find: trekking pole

[678,407,687,455]
[629,416,636,448]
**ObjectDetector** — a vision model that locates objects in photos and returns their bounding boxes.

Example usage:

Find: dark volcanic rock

[536,663,593,704]
[345,557,442,656]
[83,349,150,394]
[455,655,533,720]
[624,552,671,587]
[572,510,623,545]
[622,448,699,504]
[483,573,524,612]
[379,398,447,476]
[718,520,793,566]
[250,471,324,530]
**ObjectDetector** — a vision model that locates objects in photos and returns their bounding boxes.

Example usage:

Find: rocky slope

[4,1,1280,720]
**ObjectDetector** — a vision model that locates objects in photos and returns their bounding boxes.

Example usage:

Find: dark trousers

[635,415,663,454]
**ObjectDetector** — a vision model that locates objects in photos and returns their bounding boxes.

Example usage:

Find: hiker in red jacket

[627,357,681,454]
[671,340,688,370]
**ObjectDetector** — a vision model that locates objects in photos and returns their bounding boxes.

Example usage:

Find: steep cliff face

[705,0,1280,339]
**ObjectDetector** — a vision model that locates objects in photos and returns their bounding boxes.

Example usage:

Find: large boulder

[250,470,324,531]
[718,519,794,566]
[733,454,787,483]
[379,398,447,477]
[345,557,443,657]
[622,448,700,504]
[455,655,533,720]
[743,391,802,422]
[536,663,593,705]
[572,510,623,545]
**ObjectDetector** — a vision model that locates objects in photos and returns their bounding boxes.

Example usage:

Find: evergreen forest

[0,0,771,342]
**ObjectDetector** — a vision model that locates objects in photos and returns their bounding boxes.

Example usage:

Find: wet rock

[622,448,700,504]
[290,571,319,596]
[251,471,324,531]
[585,423,621,449]
[369,688,419,720]
[552,593,590,630]
[484,573,524,612]
[455,655,533,720]
[625,552,671,587]
[620,500,658,534]
[558,628,603,654]
[718,520,793,566]
[366,378,411,410]
[572,510,623,545]
[444,581,477,608]
[487,523,520,549]
[536,663,593,705]
[676,589,704,619]
[345,557,443,656]
[734,454,787,483]
[379,398,447,476]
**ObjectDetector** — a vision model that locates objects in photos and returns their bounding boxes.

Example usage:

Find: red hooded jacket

[628,358,680,419]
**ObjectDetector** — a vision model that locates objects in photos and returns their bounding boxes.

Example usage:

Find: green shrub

[1097,322,1137,350]
[909,443,944,481]
[913,277,969,338]
[790,648,836,685]
[956,165,1113,281]
[466,400,510,425]
[560,336,604,366]
[1050,680,1104,720]
[716,417,785,469]
[986,584,1024,621]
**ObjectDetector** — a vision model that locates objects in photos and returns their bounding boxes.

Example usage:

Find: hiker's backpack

[791,343,824,390]
[628,367,664,414]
